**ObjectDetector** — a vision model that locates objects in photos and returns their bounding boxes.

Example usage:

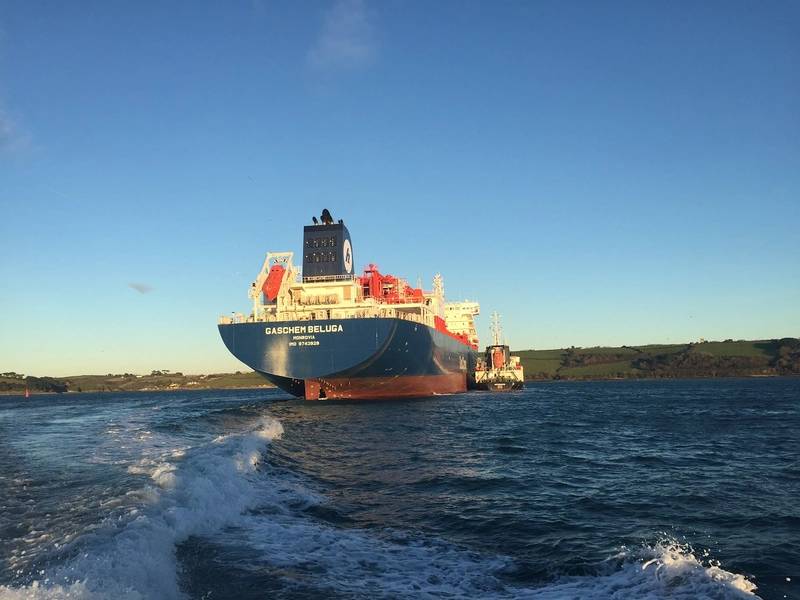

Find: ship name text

[265,324,344,335]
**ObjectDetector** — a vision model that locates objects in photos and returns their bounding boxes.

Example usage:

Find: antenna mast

[490,312,503,346]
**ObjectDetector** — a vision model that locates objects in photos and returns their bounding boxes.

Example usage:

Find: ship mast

[433,274,444,300]
[490,312,503,346]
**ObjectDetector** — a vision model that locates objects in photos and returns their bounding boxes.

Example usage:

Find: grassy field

[692,340,775,358]
[576,346,639,356]
[516,349,565,361]
[630,344,686,355]
[512,338,799,381]
[520,359,563,377]
[558,360,642,378]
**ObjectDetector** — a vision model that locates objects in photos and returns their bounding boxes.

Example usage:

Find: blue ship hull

[218,318,477,399]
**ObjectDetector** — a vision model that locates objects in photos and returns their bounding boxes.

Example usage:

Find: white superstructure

[219,251,481,349]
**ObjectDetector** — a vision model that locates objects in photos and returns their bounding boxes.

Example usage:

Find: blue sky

[1,1,798,376]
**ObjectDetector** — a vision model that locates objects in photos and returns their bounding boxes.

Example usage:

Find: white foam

[241,515,510,597]
[518,541,760,599]
[0,416,284,600]
[237,520,760,600]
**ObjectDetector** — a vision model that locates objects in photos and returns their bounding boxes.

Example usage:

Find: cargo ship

[474,313,525,391]
[218,210,481,400]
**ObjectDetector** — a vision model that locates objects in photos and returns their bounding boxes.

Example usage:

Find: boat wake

[223,514,760,599]
[518,541,759,600]
[0,415,286,600]
[0,411,760,600]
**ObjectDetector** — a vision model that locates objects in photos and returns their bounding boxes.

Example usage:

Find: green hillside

[0,370,272,395]
[514,338,800,381]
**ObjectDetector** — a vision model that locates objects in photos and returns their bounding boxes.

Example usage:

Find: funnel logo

[343,239,353,273]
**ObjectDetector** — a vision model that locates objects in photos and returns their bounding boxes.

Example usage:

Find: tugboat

[474,313,524,391]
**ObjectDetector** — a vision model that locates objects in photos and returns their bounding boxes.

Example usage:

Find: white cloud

[308,0,377,71]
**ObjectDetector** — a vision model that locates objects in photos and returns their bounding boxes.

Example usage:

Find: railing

[218,313,247,325]
[223,303,476,341]
[224,304,435,328]
[302,274,359,283]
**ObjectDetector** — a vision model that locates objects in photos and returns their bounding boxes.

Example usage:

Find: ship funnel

[302,213,354,281]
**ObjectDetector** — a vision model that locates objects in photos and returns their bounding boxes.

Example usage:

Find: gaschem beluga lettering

[265,324,344,335]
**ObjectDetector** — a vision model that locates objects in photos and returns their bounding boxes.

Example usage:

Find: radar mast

[490,312,503,346]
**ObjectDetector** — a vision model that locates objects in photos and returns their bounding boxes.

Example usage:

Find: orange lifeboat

[262,264,286,302]
[492,347,505,369]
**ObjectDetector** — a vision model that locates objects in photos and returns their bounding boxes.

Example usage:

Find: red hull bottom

[304,373,467,400]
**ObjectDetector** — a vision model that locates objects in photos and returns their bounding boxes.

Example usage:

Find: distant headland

[2,338,798,395]
[0,370,272,395]
[517,337,800,380]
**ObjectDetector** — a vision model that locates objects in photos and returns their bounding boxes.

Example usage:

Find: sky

[1,0,798,376]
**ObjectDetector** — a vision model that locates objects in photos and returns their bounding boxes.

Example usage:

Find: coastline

[0,384,274,397]
[3,374,798,398]
[4,338,798,397]
[0,371,274,396]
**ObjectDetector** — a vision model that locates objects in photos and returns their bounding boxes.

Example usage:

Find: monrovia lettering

[265,324,344,335]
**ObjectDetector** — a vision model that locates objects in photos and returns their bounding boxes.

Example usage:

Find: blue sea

[0,379,797,599]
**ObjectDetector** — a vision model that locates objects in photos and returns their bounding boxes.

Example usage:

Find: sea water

[0,378,797,599]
